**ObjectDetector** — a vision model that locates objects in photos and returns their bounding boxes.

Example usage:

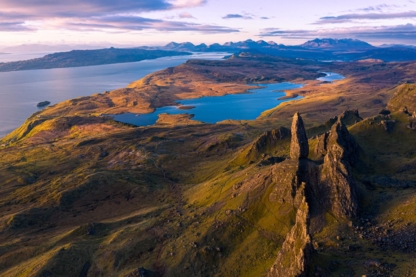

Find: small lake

[112,72,345,126]
[0,52,228,137]
[317,72,345,82]
[112,82,304,126]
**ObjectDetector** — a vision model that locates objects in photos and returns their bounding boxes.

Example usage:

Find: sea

[0,52,345,137]
[0,52,229,137]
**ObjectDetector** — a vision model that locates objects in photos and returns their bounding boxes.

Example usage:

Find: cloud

[0,0,175,18]
[259,23,416,43]
[63,15,239,33]
[170,0,207,8]
[315,11,416,24]
[354,4,400,12]
[0,0,231,34]
[178,12,195,19]
[0,21,33,31]
[222,14,253,20]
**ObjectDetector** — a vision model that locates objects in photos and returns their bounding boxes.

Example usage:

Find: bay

[112,72,344,126]
[112,83,304,126]
[0,52,228,137]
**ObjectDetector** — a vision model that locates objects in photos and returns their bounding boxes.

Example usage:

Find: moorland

[0,40,416,277]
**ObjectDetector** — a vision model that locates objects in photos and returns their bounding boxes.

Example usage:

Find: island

[0,48,191,72]
[36,101,50,107]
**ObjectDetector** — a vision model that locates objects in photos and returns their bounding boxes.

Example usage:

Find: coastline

[0,52,230,137]
[0,48,192,73]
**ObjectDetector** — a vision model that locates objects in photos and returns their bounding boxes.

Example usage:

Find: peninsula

[0,48,191,72]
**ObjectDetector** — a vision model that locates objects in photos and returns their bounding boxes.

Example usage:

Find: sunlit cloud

[315,11,416,24]
[178,12,196,19]
[170,0,207,8]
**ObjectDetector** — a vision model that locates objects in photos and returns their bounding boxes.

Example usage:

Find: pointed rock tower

[290,112,309,159]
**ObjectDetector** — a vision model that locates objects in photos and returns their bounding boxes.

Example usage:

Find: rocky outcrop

[314,132,329,158]
[318,118,359,218]
[387,83,416,115]
[290,112,309,159]
[268,113,360,276]
[268,183,312,277]
[255,127,291,151]
[236,127,290,165]
[338,109,363,126]
[381,120,396,132]
[272,114,359,218]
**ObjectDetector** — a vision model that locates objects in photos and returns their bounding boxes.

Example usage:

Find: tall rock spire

[290,112,309,159]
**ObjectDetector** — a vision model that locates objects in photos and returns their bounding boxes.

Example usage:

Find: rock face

[239,127,290,164]
[272,114,359,218]
[314,132,329,158]
[318,118,359,218]
[255,127,290,151]
[290,112,309,159]
[268,183,312,277]
[268,112,360,276]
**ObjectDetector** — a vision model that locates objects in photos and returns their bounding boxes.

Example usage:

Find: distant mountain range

[1,38,416,72]
[140,38,416,62]
[141,38,374,52]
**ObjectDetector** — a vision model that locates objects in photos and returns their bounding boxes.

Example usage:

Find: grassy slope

[1,56,416,276]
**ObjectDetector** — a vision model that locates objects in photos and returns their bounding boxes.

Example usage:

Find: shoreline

[277,93,299,100]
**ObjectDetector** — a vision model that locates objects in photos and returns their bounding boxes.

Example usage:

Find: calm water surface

[113,83,304,126]
[317,72,345,82]
[0,52,228,137]
[113,72,345,126]
[0,52,52,63]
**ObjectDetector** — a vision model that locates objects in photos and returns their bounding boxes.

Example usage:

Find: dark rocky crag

[267,183,312,277]
[268,112,360,276]
[290,112,309,159]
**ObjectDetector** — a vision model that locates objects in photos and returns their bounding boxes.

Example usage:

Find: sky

[1,0,416,48]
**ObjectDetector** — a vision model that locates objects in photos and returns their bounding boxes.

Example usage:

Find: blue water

[317,72,345,82]
[112,82,304,126]
[0,52,229,137]
[112,72,345,126]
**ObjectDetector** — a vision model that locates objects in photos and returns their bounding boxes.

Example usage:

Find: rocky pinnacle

[290,112,309,159]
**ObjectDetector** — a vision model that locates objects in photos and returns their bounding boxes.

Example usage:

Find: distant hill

[300,38,374,50]
[3,38,416,72]
[0,48,190,72]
